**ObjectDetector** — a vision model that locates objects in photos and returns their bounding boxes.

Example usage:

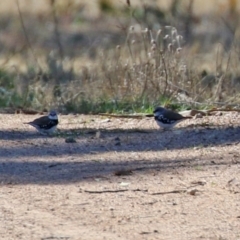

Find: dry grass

[0,0,240,112]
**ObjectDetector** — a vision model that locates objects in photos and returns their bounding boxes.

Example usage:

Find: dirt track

[0,112,240,240]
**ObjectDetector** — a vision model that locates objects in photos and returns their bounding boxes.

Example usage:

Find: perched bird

[24,110,58,134]
[153,107,191,130]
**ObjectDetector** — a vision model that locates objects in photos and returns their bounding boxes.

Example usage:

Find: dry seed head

[157,29,162,36]
[177,35,183,41]
[151,39,156,45]
[149,30,154,42]
[151,44,156,51]
[148,52,152,58]
[129,26,134,32]
[171,28,177,36]
[163,35,169,40]
[176,47,182,54]
[176,35,183,47]
[168,43,173,52]
[179,65,187,72]
[156,29,162,43]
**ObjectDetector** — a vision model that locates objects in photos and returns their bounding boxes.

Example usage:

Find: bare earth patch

[0,112,240,240]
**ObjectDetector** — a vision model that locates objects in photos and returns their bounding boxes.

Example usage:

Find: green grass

[64,97,157,114]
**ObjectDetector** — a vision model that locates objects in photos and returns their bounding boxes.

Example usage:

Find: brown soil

[0,112,240,240]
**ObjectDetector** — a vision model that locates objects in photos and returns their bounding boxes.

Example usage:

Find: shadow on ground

[0,125,239,185]
[0,125,239,153]
[0,156,236,185]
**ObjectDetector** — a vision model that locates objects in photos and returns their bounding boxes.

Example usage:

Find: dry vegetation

[0,0,239,113]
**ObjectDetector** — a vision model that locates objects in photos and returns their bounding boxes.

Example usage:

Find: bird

[24,110,59,134]
[153,106,191,130]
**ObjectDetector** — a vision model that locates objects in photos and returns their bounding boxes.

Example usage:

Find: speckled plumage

[25,110,58,134]
[153,107,191,129]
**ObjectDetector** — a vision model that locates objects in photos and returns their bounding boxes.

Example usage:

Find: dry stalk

[49,0,64,60]
[15,0,42,72]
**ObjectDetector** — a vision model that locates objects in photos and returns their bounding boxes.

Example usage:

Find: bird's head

[153,107,165,116]
[48,110,58,120]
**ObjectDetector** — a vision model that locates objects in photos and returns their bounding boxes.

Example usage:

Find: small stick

[84,189,148,194]
[84,189,129,194]
[151,189,186,195]
[97,113,153,118]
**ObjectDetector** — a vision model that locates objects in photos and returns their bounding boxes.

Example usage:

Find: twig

[84,189,129,194]
[160,50,169,95]
[84,188,148,194]
[151,189,186,195]
[132,188,148,192]
[97,113,153,118]
[207,108,240,113]
[140,231,152,235]
[48,163,62,168]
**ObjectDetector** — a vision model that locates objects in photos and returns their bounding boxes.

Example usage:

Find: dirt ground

[0,111,240,240]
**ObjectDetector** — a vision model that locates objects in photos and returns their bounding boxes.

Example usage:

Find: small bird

[153,106,191,130]
[24,110,59,134]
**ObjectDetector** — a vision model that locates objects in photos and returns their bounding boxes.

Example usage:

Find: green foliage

[63,97,156,114]
[0,69,14,89]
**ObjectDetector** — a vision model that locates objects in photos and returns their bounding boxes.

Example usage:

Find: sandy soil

[0,111,240,240]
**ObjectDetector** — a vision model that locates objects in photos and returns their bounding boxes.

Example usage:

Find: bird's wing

[30,116,49,125]
[29,116,58,129]
[164,109,185,120]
